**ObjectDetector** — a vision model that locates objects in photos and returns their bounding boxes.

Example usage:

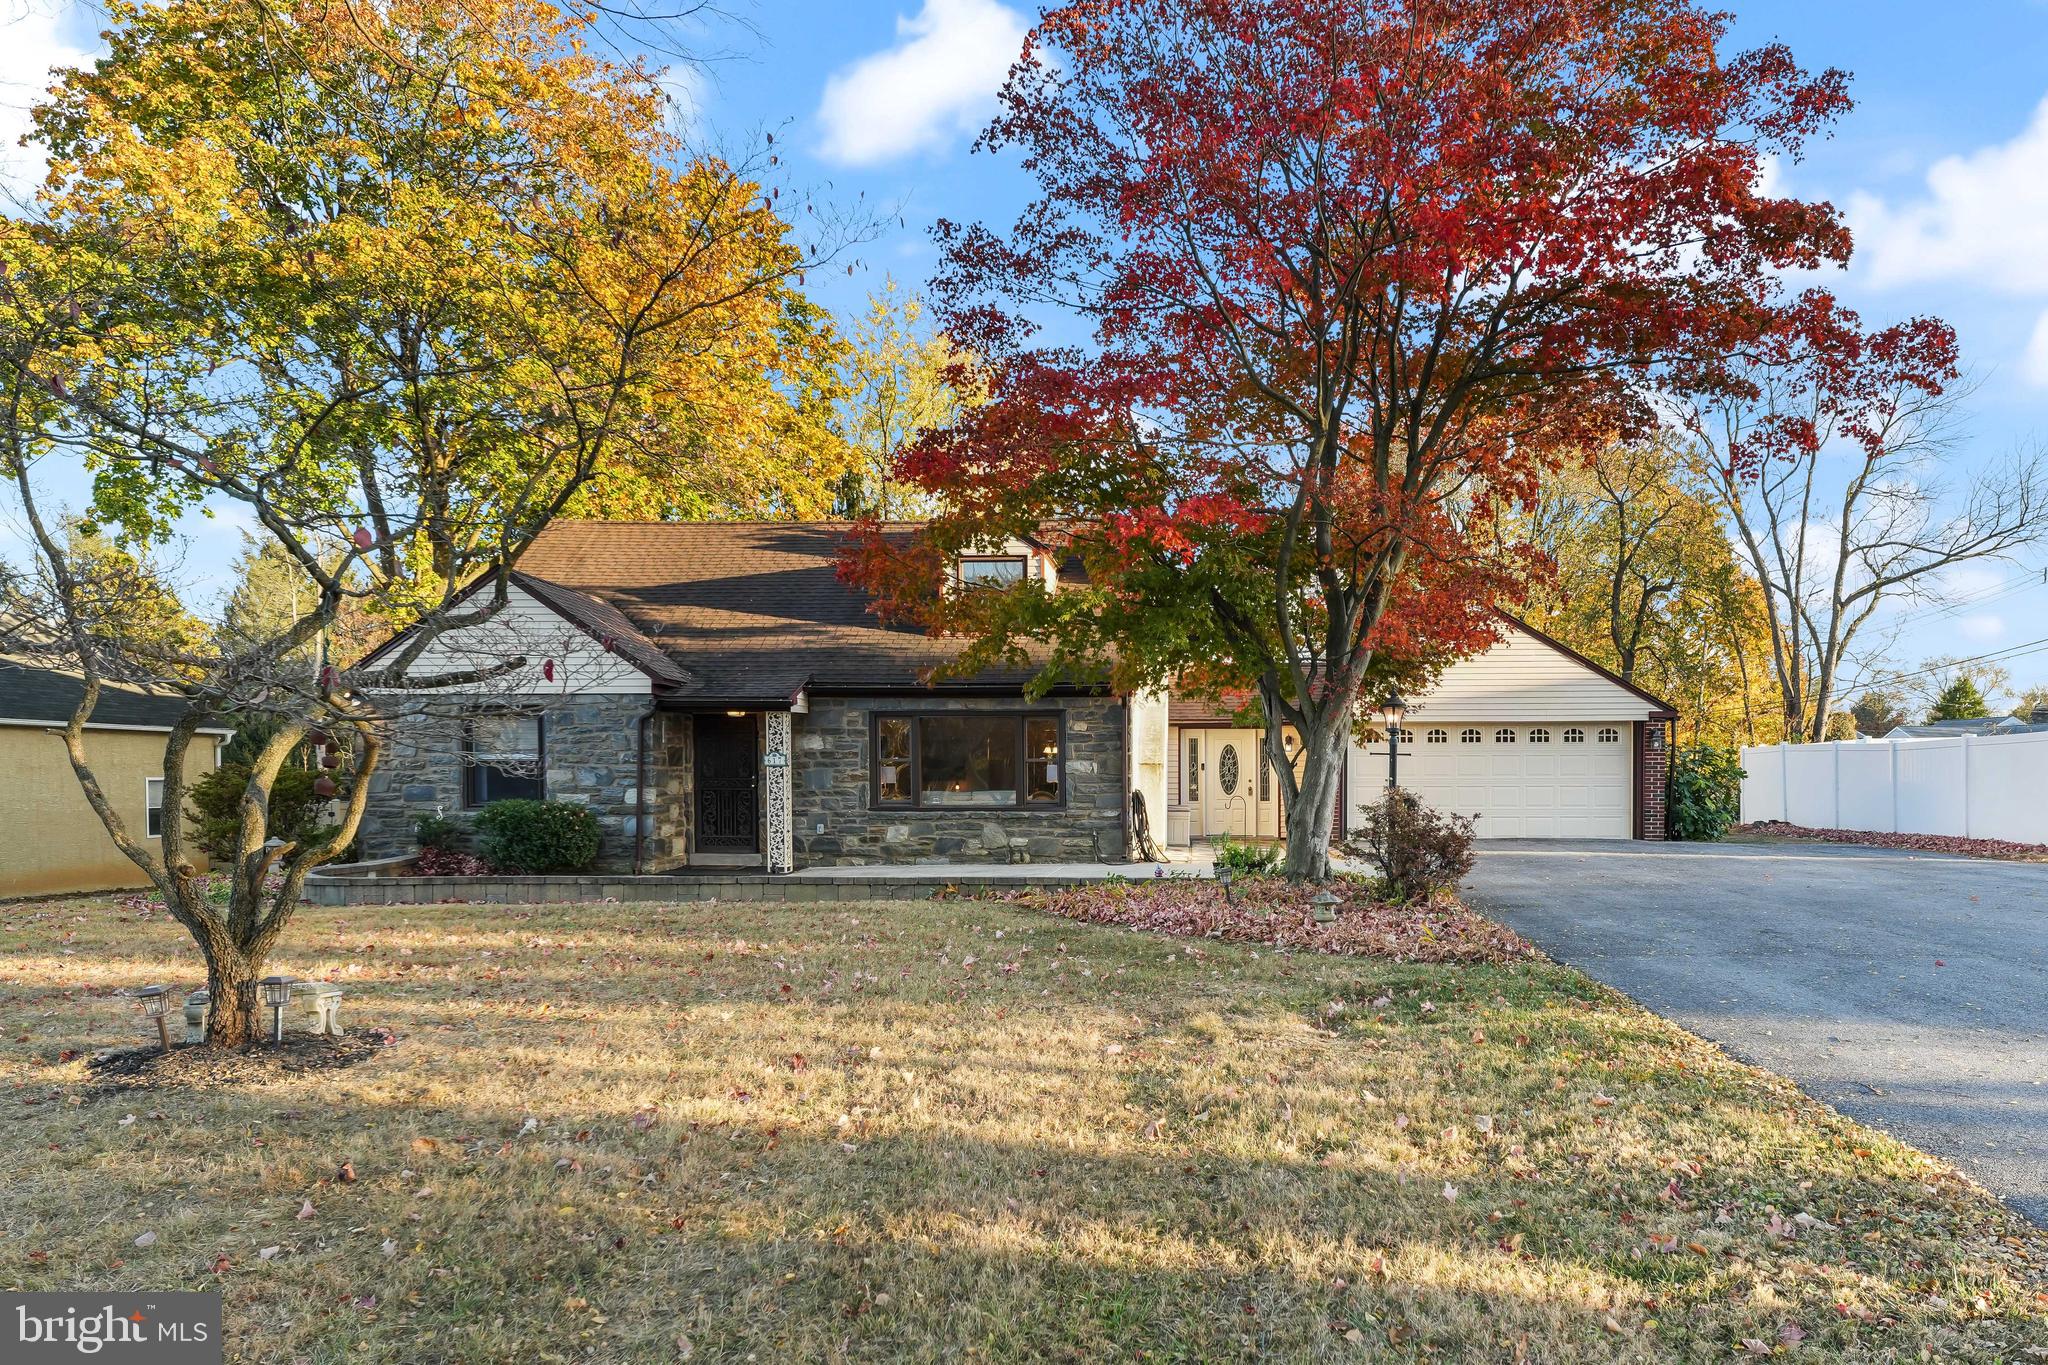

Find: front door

[695,713,759,853]
[1193,728,1261,839]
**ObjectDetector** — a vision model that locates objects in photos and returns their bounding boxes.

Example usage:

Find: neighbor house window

[1597,727,1620,744]
[870,712,1065,809]
[145,777,165,839]
[956,556,1027,589]
[464,712,544,807]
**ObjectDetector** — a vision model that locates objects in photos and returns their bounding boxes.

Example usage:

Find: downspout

[1118,693,1132,862]
[633,703,656,875]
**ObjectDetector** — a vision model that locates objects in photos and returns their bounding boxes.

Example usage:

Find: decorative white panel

[763,710,794,873]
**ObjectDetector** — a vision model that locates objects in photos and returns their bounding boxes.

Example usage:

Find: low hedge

[472,799,602,874]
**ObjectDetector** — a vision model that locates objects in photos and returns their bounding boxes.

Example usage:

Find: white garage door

[1399,723,1632,838]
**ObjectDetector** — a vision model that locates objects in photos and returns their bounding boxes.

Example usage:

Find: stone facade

[361,691,1130,871]
[790,694,1128,865]
[361,695,689,873]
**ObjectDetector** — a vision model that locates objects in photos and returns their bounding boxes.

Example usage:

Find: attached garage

[1344,616,1677,841]
[1378,722,1632,838]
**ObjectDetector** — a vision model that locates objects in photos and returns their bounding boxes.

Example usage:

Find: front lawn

[3,894,2044,1361]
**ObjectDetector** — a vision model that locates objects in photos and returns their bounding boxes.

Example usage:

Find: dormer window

[956,555,1027,589]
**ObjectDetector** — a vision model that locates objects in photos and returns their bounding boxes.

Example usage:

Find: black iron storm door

[694,713,760,852]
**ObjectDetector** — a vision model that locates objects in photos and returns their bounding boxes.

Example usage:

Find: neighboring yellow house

[1,664,232,898]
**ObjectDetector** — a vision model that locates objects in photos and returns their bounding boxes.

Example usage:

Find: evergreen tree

[1928,676,1991,722]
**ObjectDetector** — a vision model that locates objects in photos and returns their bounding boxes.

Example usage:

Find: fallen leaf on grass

[295,1199,315,1221]
[258,1246,281,1261]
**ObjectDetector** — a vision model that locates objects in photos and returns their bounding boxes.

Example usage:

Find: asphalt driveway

[1465,839,2048,1225]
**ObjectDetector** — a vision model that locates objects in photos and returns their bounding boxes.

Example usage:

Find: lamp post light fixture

[259,975,296,1043]
[1310,888,1340,924]
[137,984,172,1051]
[1216,864,1235,903]
[1377,691,1409,791]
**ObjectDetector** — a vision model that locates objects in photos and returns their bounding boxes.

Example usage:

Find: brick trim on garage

[1635,719,1672,840]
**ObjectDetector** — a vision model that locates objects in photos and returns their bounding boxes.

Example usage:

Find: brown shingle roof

[516,521,1067,703]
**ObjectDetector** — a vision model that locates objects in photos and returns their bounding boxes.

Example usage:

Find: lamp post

[137,984,171,1051]
[1216,865,1235,903]
[259,975,296,1044]
[1378,691,1408,791]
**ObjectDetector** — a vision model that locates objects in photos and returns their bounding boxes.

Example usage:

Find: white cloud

[1846,94,2048,295]
[658,63,708,141]
[0,1,94,204]
[2025,309,2048,387]
[814,0,1028,166]
[1956,613,2007,644]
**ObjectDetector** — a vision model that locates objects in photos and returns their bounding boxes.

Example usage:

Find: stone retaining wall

[305,871,1108,906]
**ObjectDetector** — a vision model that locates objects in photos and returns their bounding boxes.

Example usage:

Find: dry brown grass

[3,893,2045,1362]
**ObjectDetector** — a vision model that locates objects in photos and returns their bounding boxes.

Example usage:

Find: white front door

[1369,722,1633,838]
[1188,728,1266,839]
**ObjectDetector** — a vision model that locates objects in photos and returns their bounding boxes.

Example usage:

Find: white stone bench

[182,982,345,1042]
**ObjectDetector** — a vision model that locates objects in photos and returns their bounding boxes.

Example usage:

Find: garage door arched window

[1426,728,1448,744]
[1460,728,1481,744]
[1528,728,1551,743]
[1494,728,1517,743]
[1597,727,1620,743]
[1563,727,1585,744]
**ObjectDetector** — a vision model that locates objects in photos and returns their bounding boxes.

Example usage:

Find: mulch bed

[85,1027,398,1091]
[1004,878,1537,963]
[1730,822,2048,863]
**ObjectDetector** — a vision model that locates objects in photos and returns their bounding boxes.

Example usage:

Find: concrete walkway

[1465,839,2048,1225]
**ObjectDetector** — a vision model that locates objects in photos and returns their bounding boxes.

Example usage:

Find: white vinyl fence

[1739,731,2048,845]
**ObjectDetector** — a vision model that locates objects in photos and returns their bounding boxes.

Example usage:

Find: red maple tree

[849,0,1859,879]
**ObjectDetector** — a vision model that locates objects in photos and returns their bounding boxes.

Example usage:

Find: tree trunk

[198,932,267,1048]
[1281,720,1345,881]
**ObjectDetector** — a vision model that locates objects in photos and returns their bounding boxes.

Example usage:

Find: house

[355,521,1677,872]
[1884,716,2048,740]
[0,662,231,897]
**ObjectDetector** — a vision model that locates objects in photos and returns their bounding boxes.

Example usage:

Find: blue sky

[3,0,2046,699]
